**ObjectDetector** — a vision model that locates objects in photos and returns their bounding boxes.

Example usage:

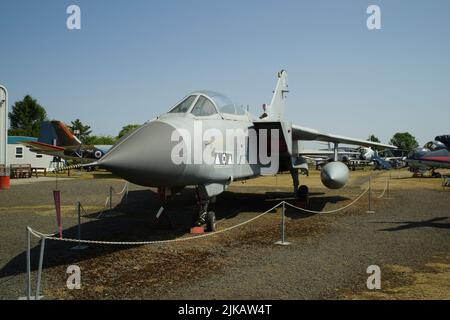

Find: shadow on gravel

[373,217,450,232]
[392,175,443,180]
[284,195,351,220]
[0,188,348,279]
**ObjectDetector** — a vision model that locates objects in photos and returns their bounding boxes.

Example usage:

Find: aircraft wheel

[206,211,216,232]
[297,185,309,199]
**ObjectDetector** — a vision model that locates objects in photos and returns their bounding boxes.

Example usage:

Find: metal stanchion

[26,227,31,300]
[72,202,88,250]
[367,177,375,213]
[386,179,390,199]
[275,202,290,245]
[77,202,81,240]
[386,173,392,199]
[34,236,45,300]
[20,227,43,300]
[109,186,113,212]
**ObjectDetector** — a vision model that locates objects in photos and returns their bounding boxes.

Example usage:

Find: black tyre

[297,185,309,199]
[206,211,216,232]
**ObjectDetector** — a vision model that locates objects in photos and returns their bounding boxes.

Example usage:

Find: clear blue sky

[1,0,449,145]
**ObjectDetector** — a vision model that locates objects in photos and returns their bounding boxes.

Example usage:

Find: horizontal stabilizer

[19,141,65,152]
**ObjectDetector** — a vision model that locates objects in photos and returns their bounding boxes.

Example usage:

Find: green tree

[68,119,92,144]
[117,124,140,139]
[367,134,382,151]
[8,95,47,137]
[367,134,381,143]
[389,132,419,152]
[87,135,116,145]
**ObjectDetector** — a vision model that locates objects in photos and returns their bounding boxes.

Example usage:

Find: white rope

[112,182,129,195]
[87,184,128,219]
[95,183,129,218]
[27,178,388,245]
[28,202,282,245]
[28,228,57,238]
[376,180,389,199]
[95,196,111,219]
[53,163,83,173]
[284,186,369,214]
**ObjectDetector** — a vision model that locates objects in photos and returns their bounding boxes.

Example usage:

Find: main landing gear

[297,185,309,203]
[290,167,310,206]
[431,169,442,178]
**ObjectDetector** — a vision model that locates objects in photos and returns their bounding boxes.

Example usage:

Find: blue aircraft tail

[38,121,81,148]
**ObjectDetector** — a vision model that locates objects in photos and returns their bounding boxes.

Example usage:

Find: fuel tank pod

[320,161,349,189]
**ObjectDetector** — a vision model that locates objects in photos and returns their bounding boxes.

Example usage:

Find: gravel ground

[0,172,449,299]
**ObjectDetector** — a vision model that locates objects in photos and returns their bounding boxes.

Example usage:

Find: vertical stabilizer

[264,70,288,121]
[38,121,81,147]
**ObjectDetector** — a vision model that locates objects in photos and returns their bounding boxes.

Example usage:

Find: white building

[7,136,61,170]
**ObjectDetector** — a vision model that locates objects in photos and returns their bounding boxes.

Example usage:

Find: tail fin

[38,121,81,148]
[435,135,450,150]
[264,70,289,121]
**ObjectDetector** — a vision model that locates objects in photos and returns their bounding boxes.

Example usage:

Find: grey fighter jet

[94,70,395,231]
[407,135,450,176]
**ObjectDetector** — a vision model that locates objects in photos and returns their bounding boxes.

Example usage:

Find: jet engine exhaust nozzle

[320,161,349,189]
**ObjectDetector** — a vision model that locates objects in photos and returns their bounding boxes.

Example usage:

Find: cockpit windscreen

[169,95,196,113]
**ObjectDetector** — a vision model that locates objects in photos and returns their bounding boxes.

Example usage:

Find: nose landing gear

[193,192,217,233]
[206,211,216,232]
[193,183,229,233]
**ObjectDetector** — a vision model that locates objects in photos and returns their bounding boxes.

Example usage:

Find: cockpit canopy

[424,141,446,151]
[168,91,246,116]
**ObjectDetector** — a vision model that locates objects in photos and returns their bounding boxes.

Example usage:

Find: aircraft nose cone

[98,121,185,186]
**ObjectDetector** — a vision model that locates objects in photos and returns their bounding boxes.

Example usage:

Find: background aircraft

[91,70,396,231]
[407,135,450,176]
[300,144,375,169]
[20,120,112,162]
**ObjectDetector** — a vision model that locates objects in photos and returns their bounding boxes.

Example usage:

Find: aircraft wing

[292,125,396,149]
[18,140,81,161]
[19,141,72,158]
[19,141,66,155]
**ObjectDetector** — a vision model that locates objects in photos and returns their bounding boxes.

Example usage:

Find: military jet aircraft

[92,70,395,231]
[407,135,450,176]
[300,145,375,169]
[20,120,112,162]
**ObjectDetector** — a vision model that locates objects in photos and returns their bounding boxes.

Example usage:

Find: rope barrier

[284,186,369,214]
[23,176,394,300]
[111,182,129,195]
[53,163,83,173]
[27,175,396,247]
[28,201,282,245]
[95,196,111,218]
[76,202,88,217]
[30,229,58,238]
[376,180,389,199]
[95,183,129,218]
